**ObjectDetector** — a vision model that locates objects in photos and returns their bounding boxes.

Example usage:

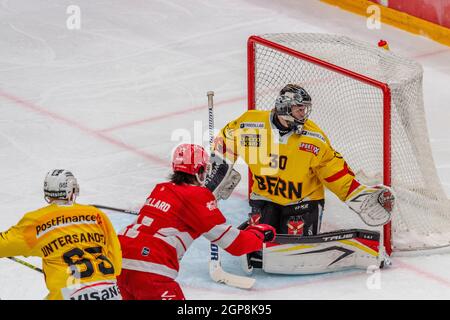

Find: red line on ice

[413,48,449,59]
[394,259,450,288]
[0,90,166,166]
[0,90,247,199]
[98,95,245,133]
[3,91,450,292]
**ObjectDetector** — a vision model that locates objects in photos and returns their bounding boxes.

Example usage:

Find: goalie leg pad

[262,229,384,275]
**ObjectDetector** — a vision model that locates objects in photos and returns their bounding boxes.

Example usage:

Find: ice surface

[0,0,449,299]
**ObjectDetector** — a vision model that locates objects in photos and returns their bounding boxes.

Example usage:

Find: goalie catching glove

[205,152,241,200]
[345,184,395,226]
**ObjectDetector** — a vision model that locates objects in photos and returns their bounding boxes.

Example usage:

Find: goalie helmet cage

[247,33,450,255]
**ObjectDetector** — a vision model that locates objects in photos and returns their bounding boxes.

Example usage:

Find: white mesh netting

[249,33,450,252]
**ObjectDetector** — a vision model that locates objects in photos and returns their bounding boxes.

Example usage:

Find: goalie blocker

[240,223,390,275]
[205,152,241,200]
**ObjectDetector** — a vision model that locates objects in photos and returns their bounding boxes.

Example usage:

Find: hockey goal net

[248,33,450,254]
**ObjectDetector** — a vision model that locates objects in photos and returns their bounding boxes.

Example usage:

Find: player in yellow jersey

[206,84,395,273]
[0,169,122,300]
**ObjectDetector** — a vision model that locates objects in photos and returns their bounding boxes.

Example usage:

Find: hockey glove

[205,153,241,200]
[345,184,395,227]
[245,224,276,242]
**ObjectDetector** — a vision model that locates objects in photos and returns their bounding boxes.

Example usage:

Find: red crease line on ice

[393,259,450,288]
[0,90,166,166]
[97,95,245,133]
[0,89,248,199]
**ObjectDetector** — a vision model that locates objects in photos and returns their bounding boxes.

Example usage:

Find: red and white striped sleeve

[179,186,264,256]
[203,224,263,256]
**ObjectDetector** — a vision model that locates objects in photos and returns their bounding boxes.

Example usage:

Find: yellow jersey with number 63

[0,203,122,300]
[215,110,359,206]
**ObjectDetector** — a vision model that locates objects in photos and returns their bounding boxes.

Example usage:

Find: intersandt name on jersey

[41,232,107,257]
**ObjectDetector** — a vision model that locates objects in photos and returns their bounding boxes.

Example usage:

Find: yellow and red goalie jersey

[216,110,360,206]
[0,203,122,300]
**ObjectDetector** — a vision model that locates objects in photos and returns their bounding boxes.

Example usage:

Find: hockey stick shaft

[7,257,43,273]
[206,91,255,289]
[207,91,215,153]
[207,91,221,271]
[91,204,139,215]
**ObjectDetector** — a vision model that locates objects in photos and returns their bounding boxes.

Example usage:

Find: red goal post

[247,34,450,255]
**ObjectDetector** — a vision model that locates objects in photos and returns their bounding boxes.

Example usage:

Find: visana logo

[67,283,122,300]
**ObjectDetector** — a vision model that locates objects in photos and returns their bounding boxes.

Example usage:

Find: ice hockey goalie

[206,84,395,275]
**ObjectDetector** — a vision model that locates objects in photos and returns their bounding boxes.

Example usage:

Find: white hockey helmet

[44,169,80,203]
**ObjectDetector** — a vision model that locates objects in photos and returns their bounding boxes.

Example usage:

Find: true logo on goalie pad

[322,233,354,241]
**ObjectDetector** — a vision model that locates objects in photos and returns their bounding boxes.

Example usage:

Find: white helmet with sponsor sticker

[44,169,80,203]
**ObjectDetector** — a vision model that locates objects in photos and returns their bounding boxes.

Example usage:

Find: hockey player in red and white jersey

[117,143,276,300]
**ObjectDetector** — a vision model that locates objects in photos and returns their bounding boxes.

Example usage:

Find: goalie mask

[274,84,312,134]
[44,169,80,203]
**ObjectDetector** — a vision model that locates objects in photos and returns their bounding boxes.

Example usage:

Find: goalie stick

[207,91,255,290]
